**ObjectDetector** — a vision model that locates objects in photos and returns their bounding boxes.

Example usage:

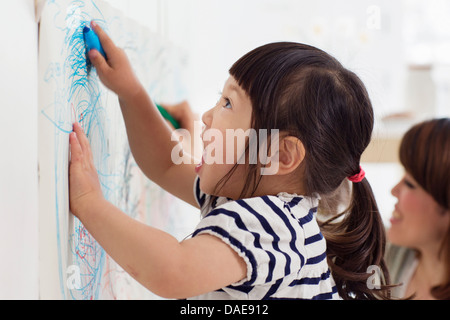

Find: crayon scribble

[39,0,190,300]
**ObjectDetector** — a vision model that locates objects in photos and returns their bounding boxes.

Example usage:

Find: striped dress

[189,177,340,300]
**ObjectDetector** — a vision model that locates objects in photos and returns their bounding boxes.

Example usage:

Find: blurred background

[105,0,450,117]
[105,0,450,224]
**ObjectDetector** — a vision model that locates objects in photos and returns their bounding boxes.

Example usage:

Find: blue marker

[83,26,106,59]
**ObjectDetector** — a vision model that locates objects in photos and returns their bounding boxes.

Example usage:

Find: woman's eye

[403,179,415,189]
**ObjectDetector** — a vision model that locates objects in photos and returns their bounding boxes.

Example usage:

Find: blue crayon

[83,26,106,59]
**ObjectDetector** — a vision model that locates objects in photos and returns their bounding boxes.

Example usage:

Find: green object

[156,103,181,129]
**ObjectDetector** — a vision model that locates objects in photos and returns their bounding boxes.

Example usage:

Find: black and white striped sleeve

[192,196,307,288]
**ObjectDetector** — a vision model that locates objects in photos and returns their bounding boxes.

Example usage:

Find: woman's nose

[391,181,400,197]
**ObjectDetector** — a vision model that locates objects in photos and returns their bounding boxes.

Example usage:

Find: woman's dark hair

[220,42,391,299]
[399,118,450,299]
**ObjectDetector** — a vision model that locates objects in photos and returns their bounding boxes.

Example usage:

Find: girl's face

[197,76,253,199]
[388,172,449,252]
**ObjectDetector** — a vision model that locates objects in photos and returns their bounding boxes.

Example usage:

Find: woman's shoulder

[385,243,417,285]
[385,243,416,264]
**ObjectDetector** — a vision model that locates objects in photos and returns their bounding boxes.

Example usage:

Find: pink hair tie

[348,166,366,183]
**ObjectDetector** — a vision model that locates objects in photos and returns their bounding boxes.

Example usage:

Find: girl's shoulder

[194,175,320,223]
[204,191,320,231]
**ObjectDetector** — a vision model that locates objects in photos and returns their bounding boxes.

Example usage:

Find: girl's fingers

[73,123,88,151]
[88,49,110,76]
[69,132,84,166]
[88,21,114,76]
[72,123,94,165]
[90,20,116,55]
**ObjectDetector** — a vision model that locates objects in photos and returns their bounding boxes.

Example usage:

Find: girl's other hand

[88,21,143,101]
[161,101,199,134]
[69,122,104,218]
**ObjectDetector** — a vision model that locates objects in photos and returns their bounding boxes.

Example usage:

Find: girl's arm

[69,123,246,298]
[88,21,198,208]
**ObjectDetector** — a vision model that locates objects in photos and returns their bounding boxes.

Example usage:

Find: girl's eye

[223,99,232,109]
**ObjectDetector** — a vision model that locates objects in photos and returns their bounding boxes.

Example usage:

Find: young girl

[69,21,390,299]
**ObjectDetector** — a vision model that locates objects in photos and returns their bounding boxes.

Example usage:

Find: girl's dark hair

[399,118,450,300]
[224,42,391,299]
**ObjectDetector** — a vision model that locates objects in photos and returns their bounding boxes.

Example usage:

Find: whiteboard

[38,0,196,300]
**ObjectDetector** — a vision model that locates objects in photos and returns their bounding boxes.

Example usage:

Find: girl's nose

[202,106,214,127]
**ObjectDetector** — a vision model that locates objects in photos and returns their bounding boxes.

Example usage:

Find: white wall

[165,0,406,118]
[0,0,39,299]
[104,0,449,119]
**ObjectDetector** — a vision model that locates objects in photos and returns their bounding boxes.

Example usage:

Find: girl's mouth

[195,156,205,173]
[195,142,207,174]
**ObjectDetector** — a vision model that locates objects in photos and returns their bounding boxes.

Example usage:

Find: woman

[386,118,450,299]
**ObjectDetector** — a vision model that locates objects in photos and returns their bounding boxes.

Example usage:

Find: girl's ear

[276,136,305,176]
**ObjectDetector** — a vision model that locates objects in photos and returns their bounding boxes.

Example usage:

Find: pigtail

[320,178,392,299]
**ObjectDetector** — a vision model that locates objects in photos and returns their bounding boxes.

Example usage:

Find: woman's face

[388,172,449,251]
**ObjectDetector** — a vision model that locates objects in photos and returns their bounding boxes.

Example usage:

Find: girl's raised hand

[69,122,104,218]
[88,21,143,101]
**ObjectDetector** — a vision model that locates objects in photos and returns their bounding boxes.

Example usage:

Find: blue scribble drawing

[39,0,191,300]
[40,0,111,300]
